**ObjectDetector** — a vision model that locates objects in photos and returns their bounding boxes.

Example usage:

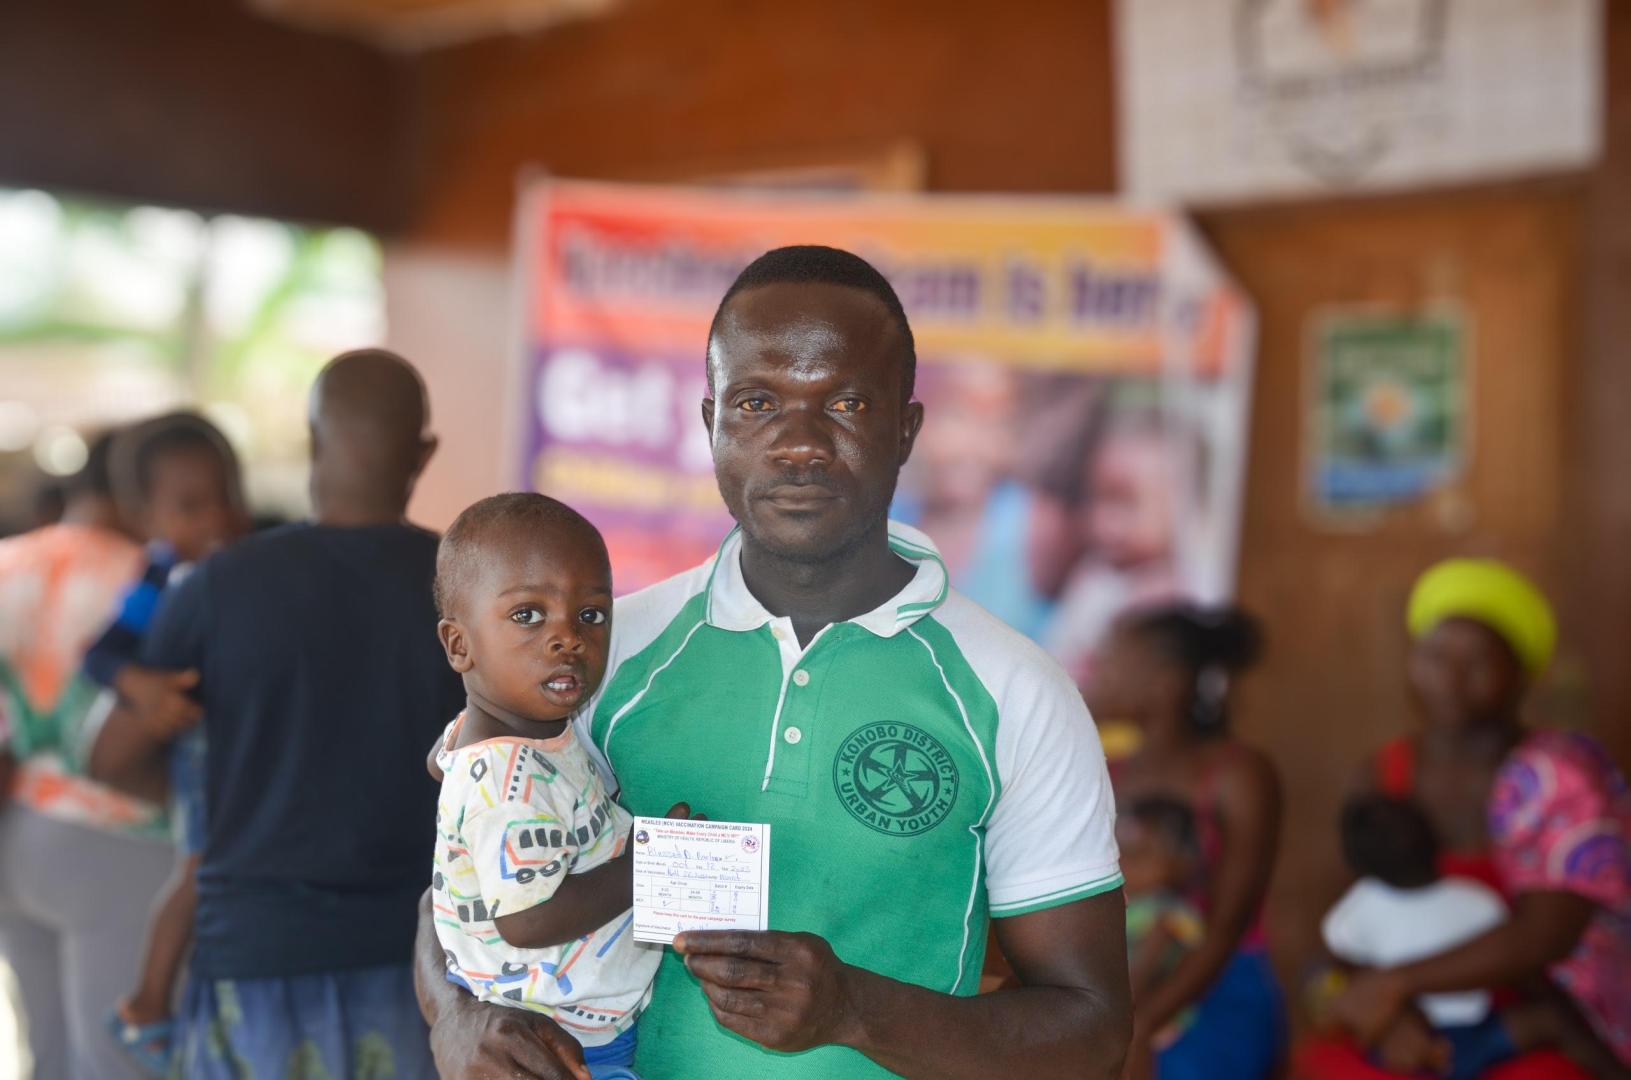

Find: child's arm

[486,800,698,950]
[87,700,174,803]
[1127,921,1177,1001]
[494,850,634,949]
[112,666,202,738]
[426,735,444,782]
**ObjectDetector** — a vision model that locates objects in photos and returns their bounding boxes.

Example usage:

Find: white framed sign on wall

[1116,0,1603,205]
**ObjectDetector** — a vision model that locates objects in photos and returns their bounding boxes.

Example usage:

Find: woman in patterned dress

[1304,560,1631,1079]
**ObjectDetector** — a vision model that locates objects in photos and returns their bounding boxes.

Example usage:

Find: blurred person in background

[0,429,174,1080]
[1044,403,1188,692]
[893,362,1059,638]
[88,412,248,721]
[1020,375,1111,610]
[90,350,462,1080]
[1300,560,1631,1079]
[78,412,248,1075]
[1092,603,1285,1080]
[1316,793,1625,1078]
[1117,796,1207,1046]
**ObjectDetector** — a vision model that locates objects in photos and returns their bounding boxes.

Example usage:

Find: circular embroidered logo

[832,723,960,836]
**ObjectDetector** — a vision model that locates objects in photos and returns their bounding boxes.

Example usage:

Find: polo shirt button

[792,669,810,687]
[770,626,784,640]
[784,726,802,745]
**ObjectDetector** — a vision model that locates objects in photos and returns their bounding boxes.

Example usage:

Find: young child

[1324,793,1532,1079]
[1324,794,1631,1078]
[88,411,246,721]
[95,412,245,1075]
[431,493,684,1080]
[1118,797,1206,1045]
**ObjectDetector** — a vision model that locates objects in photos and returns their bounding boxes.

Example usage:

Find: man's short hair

[707,245,917,399]
[1340,794,1439,889]
[434,492,607,618]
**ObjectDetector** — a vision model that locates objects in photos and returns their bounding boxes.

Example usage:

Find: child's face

[1083,430,1175,570]
[143,449,241,563]
[1116,817,1190,899]
[442,523,613,725]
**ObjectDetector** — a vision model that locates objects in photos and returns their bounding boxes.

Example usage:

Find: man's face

[703,283,924,563]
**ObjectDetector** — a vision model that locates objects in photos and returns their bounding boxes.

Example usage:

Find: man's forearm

[85,704,170,802]
[414,889,591,1080]
[843,968,1129,1080]
[415,888,467,1025]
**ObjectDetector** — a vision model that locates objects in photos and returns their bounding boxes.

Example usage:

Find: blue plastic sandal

[107,1011,175,1077]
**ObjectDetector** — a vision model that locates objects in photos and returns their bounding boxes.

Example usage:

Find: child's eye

[579,608,607,626]
[739,397,774,413]
[510,608,544,626]
[831,397,867,414]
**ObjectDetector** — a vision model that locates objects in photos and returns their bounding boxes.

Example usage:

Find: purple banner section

[523,344,732,591]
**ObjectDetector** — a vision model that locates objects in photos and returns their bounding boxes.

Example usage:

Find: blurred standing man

[417,247,1132,1080]
[94,351,464,1078]
[0,431,171,1079]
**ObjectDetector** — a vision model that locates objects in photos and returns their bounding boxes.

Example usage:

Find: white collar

[703,520,949,639]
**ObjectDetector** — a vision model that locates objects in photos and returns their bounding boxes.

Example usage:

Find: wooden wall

[0,0,410,231]
[406,0,1118,249]
[1575,7,1631,775]
[1200,186,1584,978]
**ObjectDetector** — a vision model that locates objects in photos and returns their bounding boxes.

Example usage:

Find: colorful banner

[517,180,1255,688]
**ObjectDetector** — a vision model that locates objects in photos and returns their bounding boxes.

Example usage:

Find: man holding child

[417,246,1132,1079]
[95,247,1130,1079]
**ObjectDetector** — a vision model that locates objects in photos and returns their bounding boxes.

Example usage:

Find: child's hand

[115,666,203,738]
[664,801,705,821]
[1373,1011,1450,1075]
[1330,967,1411,1047]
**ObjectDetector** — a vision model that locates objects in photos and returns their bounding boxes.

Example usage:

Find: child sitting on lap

[430,493,689,1080]
[1323,794,1514,1080]
[1324,794,1628,1078]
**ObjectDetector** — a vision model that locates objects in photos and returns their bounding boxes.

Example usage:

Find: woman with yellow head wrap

[1407,558,1556,677]
[1402,558,1552,737]
[1311,559,1631,1079]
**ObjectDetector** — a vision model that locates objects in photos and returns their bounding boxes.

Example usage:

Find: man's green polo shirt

[581,522,1122,1078]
